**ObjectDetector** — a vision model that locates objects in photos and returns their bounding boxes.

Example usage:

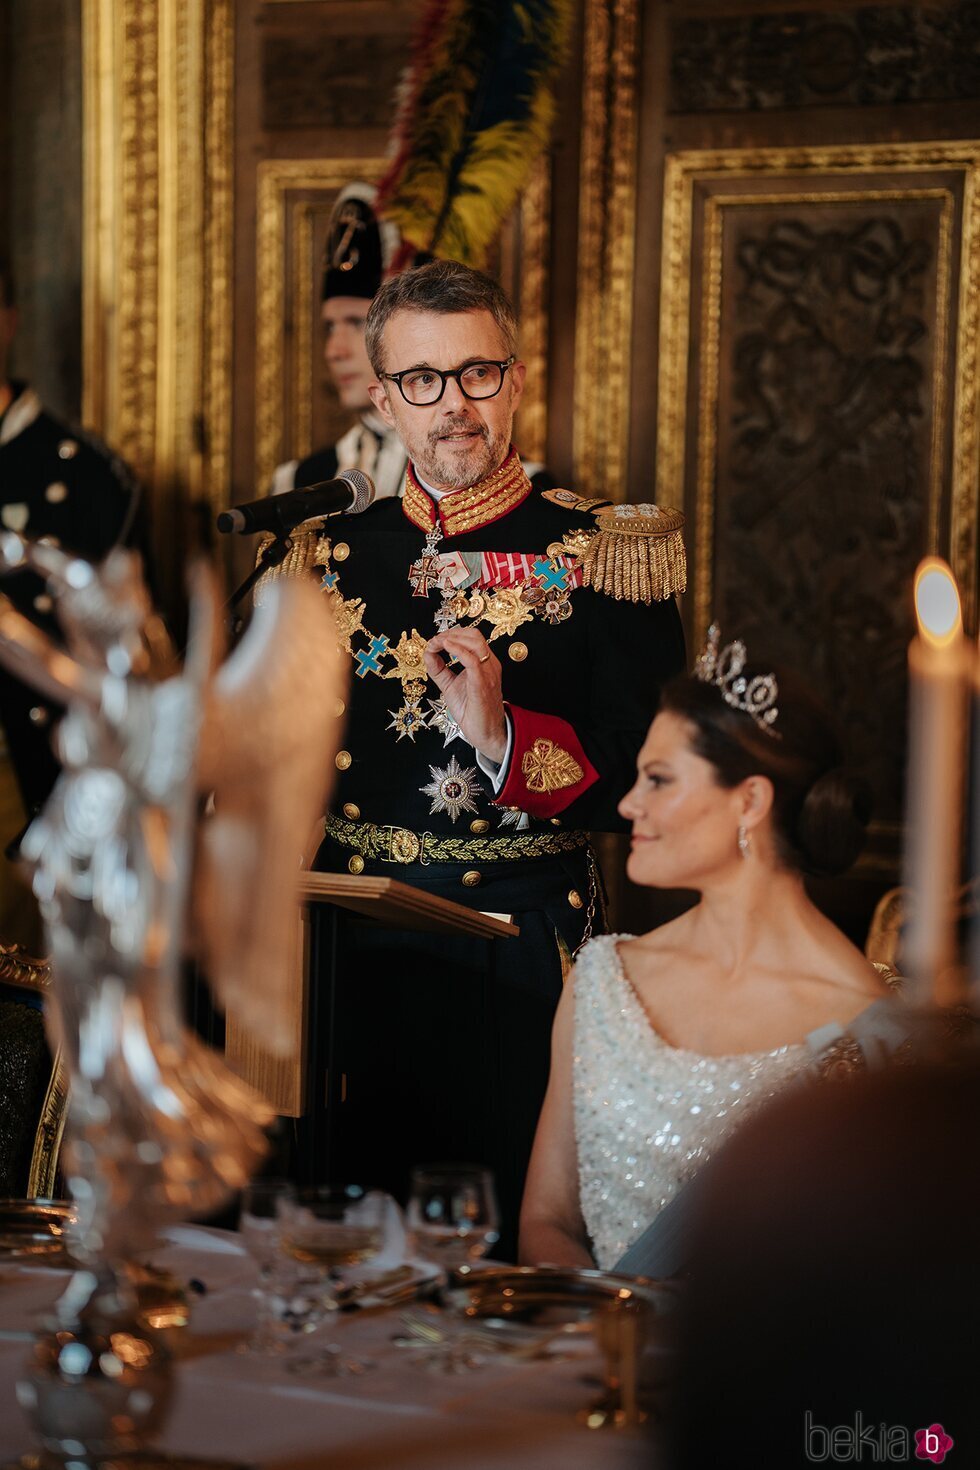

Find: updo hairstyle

[659,665,871,878]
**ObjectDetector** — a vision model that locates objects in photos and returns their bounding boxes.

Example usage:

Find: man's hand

[423,627,507,764]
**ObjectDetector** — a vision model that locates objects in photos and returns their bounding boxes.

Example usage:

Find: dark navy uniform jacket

[0,384,144,822]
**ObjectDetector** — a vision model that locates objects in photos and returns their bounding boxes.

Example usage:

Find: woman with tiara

[519,626,906,1275]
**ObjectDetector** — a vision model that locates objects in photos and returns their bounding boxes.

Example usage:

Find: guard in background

[0,261,146,940]
[270,183,409,503]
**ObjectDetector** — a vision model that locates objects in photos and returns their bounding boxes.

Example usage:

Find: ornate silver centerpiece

[0,535,342,1467]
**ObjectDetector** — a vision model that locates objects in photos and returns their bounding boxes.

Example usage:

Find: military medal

[421,756,482,823]
[387,699,428,742]
[540,589,573,624]
[433,595,458,633]
[409,527,443,597]
[426,698,462,747]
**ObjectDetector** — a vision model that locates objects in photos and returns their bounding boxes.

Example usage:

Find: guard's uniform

[266,448,686,1253]
[0,384,144,822]
[270,415,409,504]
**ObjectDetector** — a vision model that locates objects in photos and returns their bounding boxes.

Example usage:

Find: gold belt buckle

[384,825,421,864]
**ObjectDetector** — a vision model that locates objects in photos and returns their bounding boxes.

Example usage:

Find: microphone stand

[224,532,294,637]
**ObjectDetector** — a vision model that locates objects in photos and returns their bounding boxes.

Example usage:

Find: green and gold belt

[323,812,588,867]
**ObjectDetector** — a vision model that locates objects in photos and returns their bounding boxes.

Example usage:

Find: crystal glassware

[276,1184,385,1375]
[407,1164,500,1269]
[238,1177,296,1355]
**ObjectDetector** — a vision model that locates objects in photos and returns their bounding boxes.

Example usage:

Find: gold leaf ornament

[484,586,535,641]
[521,738,584,794]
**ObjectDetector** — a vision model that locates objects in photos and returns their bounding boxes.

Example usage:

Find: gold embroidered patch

[521,739,584,794]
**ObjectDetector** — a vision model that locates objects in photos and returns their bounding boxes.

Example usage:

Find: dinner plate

[0,1198,74,1260]
[444,1264,676,1341]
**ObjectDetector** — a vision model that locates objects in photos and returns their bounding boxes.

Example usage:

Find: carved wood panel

[669,4,980,114]
[658,145,980,874]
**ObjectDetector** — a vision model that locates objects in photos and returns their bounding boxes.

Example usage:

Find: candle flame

[914,558,962,647]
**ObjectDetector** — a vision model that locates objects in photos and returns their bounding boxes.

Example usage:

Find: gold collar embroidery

[401,446,533,538]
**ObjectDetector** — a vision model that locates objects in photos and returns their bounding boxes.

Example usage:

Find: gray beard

[414,423,509,490]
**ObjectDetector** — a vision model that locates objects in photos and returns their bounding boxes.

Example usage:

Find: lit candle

[903,558,968,1006]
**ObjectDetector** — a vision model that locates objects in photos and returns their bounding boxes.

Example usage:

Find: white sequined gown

[573,935,811,1270]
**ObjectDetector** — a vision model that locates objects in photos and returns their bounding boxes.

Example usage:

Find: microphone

[216,469,375,535]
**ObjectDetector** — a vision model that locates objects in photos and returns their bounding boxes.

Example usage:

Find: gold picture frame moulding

[573,0,640,502]
[82,0,235,522]
[657,143,980,639]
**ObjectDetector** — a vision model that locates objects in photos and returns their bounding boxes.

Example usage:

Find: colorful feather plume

[376,0,573,270]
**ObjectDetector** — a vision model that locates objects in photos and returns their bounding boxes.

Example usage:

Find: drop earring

[737,824,751,859]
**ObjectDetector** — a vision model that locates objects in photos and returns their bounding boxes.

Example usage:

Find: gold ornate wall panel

[517,156,552,467]
[657,142,980,870]
[573,0,639,500]
[82,0,235,533]
[254,160,386,495]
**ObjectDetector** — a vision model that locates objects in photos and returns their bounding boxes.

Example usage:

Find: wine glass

[238,1177,296,1355]
[276,1184,385,1375]
[404,1165,500,1373]
[407,1164,500,1269]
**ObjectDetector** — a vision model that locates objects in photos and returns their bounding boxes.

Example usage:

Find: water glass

[238,1177,296,1355]
[407,1165,500,1270]
[276,1184,385,1374]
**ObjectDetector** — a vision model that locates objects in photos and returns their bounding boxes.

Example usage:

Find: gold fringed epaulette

[253,522,331,605]
[578,503,687,603]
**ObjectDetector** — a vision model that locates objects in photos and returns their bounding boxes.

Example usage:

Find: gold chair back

[0,943,67,1197]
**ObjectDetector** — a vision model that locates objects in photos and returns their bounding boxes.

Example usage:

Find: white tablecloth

[0,1226,655,1469]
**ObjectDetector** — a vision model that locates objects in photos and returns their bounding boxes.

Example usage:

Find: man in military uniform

[0,262,145,919]
[302,260,686,1253]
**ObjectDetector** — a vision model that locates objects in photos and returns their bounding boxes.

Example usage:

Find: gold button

[508,642,528,662]
[45,481,68,504]
[333,542,350,562]
[28,706,49,726]
[342,803,360,820]
[567,889,583,909]
[57,438,78,460]
[334,698,346,717]
[469,819,490,834]
[348,855,365,875]
[550,817,562,827]
[335,750,352,771]
[461,870,482,888]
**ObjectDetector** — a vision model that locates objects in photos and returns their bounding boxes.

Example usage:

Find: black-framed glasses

[381,355,516,406]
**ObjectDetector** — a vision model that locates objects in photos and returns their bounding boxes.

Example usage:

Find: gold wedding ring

[478,652,491,663]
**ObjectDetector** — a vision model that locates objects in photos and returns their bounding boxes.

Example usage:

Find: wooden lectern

[224,875,518,1176]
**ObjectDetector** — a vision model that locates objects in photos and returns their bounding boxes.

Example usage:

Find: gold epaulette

[253,522,331,604]
[580,504,686,603]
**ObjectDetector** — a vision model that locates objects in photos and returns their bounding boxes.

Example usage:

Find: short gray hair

[365,260,518,375]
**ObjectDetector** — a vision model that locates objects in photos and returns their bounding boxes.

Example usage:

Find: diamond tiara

[693,623,780,735]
